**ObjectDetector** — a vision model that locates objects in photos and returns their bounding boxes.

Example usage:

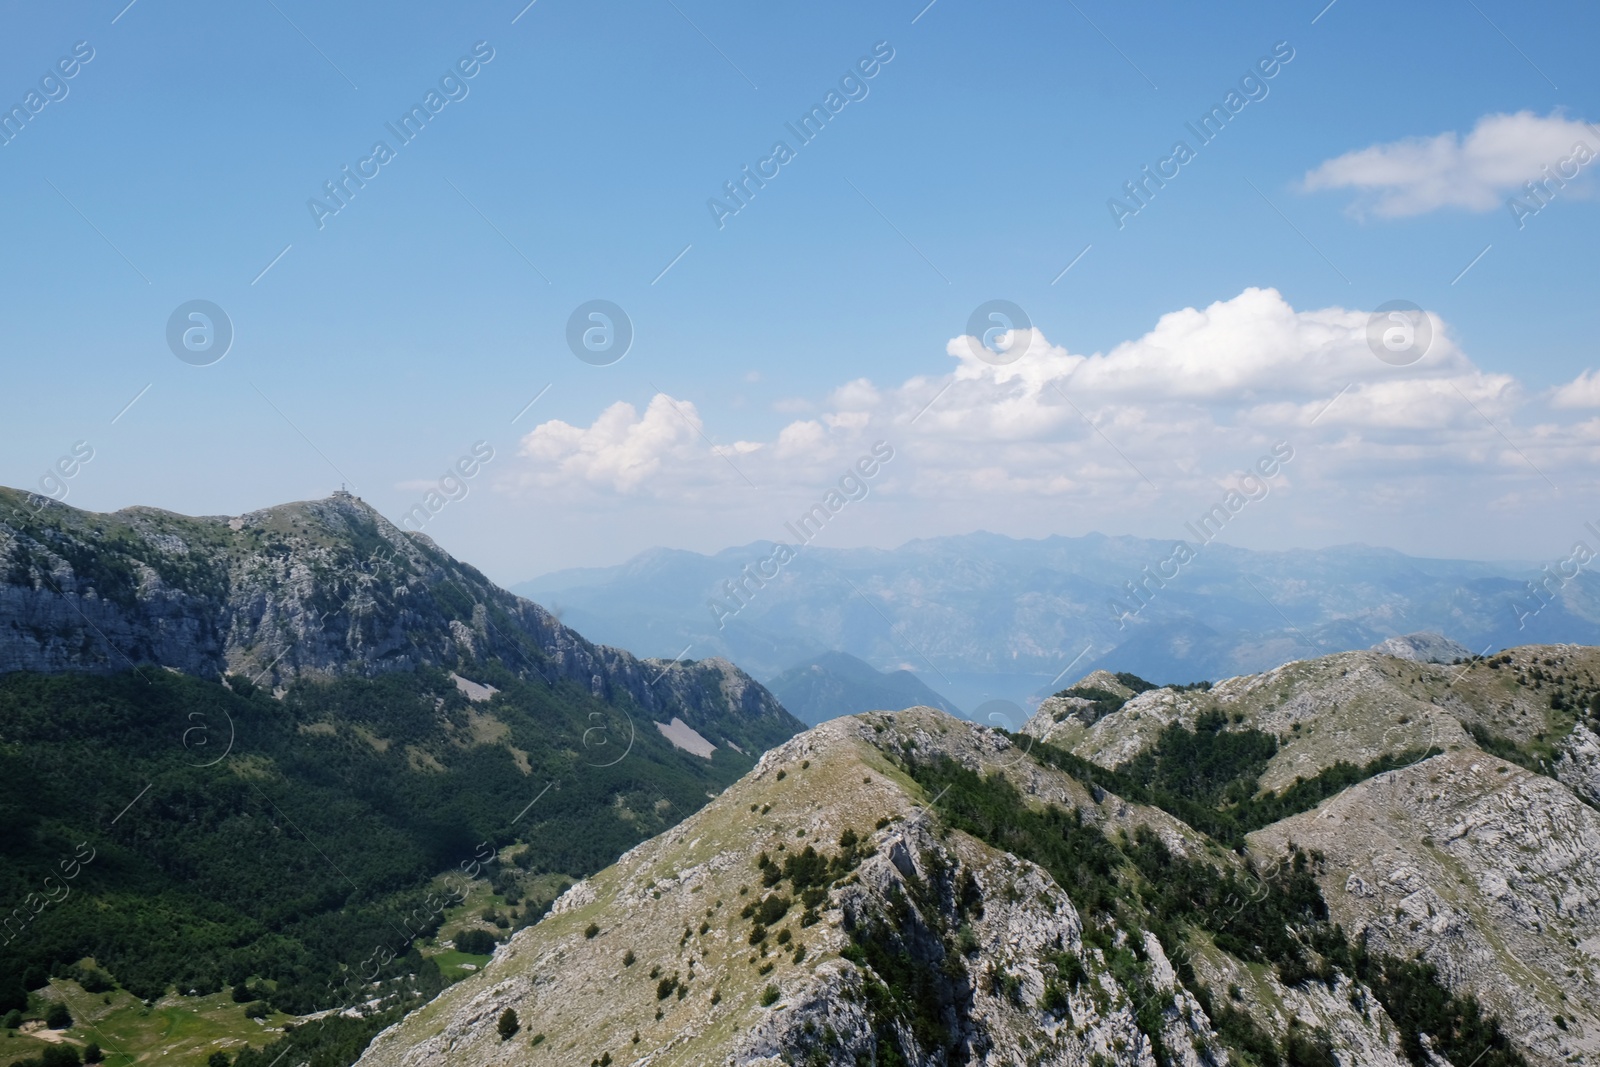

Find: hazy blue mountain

[515,532,1600,707]
[765,650,961,724]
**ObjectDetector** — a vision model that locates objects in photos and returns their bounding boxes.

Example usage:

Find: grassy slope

[355,709,1269,1067]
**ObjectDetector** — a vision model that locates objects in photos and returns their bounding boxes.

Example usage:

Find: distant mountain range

[764,650,959,725]
[515,532,1600,710]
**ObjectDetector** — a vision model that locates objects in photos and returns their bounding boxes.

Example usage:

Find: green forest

[1020,707,1438,848]
[0,663,761,1018]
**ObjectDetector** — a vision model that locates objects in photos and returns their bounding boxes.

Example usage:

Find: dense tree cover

[452,929,497,955]
[901,753,1526,1067]
[1124,710,1281,810]
[839,844,970,1067]
[1305,929,1525,1067]
[1018,715,1439,849]
[232,1012,395,1067]
[6,1046,82,1067]
[0,664,759,1015]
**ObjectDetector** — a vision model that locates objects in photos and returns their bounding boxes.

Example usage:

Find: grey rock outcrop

[0,487,797,752]
[1251,748,1600,1067]
[350,710,1419,1067]
[1370,631,1474,664]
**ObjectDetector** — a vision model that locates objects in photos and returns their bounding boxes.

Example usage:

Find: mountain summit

[0,487,797,751]
[0,486,807,1051]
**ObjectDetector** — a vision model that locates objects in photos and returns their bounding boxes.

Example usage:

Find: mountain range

[0,488,803,1067]
[345,640,1600,1067]
[0,487,792,749]
[6,487,1600,1067]
[515,532,1600,709]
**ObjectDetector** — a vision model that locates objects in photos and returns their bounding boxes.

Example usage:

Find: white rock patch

[450,673,498,703]
[656,716,717,758]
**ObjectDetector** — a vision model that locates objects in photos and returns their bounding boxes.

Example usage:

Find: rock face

[1370,631,1475,664]
[1069,670,1137,699]
[0,488,798,752]
[349,710,1427,1067]
[344,645,1600,1067]
[1021,669,1142,740]
[351,715,1226,1067]
[1252,749,1600,1065]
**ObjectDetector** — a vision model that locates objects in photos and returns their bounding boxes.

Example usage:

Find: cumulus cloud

[515,394,710,493]
[1551,369,1600,409]
[509,289,1590,521]
[774,419,827,459]
[1303,110,1599,217]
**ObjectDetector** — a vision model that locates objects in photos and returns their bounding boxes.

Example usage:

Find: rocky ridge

[350,707,1446,1067]
[341,642,1600,1067]
[0,487,796,752]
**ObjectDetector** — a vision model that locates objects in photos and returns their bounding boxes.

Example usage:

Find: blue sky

[2,0,1597,583]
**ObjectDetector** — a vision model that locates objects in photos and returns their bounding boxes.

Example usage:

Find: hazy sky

[2,0,1597,584]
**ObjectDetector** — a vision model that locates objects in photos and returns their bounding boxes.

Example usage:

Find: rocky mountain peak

[1370,631,1475,664]
[1069,669,1138,698]
[0,486,800,753]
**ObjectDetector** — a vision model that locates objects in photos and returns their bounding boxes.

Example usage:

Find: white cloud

[1551,369,1600,409]
[827,378,882,410]
[515,394,706,493]
[1303,110,1598,217]
[1063,287,1458,399]
[507,289,1593,533]
[774,419,827,459]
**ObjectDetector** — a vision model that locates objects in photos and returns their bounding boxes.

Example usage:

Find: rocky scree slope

[349,703,1532,1067]
[0,488,796,752]
[1021,642,1600,1065]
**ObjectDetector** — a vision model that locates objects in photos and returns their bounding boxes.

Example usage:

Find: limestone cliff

[0,487,797,753]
